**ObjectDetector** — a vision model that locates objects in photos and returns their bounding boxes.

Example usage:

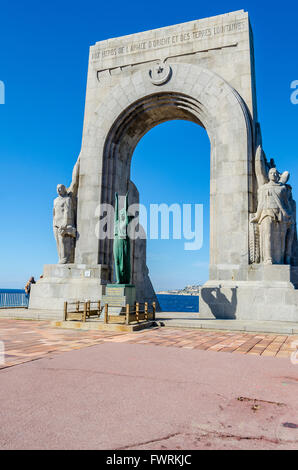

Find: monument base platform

[29,264,109,311]
[200,265,298,322]
[51,319,155,332]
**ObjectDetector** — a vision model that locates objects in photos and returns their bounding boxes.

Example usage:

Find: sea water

[0,290,199,312]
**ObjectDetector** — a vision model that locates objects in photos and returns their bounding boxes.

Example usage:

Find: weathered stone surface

[200,276,298,322]
[29,264,109,311]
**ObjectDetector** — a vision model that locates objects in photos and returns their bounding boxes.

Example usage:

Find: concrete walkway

[1,319,298,369]
[0,319,298,449]
[0,307,64,321]
[0,339,297,449]
[1,308,298,334]
[156,312,298,334]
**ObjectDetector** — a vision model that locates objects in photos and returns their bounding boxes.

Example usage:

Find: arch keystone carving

[148,61,172,86]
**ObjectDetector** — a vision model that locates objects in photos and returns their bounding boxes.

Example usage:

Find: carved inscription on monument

[91,21,246,62]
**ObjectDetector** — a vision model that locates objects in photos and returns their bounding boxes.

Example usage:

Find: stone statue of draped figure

[251,146,295,265]
[113,192,134,284]
[53,156,80,264]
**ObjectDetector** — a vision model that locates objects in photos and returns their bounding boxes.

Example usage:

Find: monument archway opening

[130,118,210,298]
[100,92,213,289]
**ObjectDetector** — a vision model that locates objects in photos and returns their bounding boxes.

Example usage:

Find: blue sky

[0,0,297,290]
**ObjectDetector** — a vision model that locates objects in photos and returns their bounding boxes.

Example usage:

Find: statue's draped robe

[53,194,76,264]
[53,157,80,264]
[255,182,293,264]
[113,195,132,284]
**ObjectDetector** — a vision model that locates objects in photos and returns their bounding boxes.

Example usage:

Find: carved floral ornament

[149,61,172,86]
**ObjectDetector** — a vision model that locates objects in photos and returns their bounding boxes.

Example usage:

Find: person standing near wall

[25,277,36,307]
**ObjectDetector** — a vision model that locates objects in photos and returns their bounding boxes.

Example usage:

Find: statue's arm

[115,193,119,222]
[125,192,133,225]
[280,171,290,184]
[255,146,268,188]
[281,187,292,219]
[53,204,56,228]
[125,192,129,212]
[67,155,80,196]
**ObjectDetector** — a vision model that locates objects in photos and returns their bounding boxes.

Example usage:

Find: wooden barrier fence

[64,301,103,322]
[64,300,156,325]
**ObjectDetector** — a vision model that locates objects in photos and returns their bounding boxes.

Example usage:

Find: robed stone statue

[53,157,80,264]
[251,146,295,265]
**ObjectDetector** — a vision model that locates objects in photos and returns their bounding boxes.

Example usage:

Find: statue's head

[268,168,279,183]
[57,184,67,196]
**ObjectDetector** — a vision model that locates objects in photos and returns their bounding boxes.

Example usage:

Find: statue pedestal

[200,265,298,321]
[102,284,136,315]
[29,264,110,311]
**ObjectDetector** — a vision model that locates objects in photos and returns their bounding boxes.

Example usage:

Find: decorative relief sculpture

[149,61,172,86]
[53,157,80,264]
[249,213,260,264]
[251,146,296,265]
[113,192,134,284]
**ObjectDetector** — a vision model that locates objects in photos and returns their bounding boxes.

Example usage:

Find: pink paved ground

[1,329,298,449]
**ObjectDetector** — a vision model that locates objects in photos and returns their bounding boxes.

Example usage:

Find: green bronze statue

[113,192,134,284]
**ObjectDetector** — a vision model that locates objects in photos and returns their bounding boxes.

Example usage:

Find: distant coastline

[157,285,200,296]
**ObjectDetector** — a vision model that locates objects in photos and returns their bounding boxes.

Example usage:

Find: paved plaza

[0,319,297,450]
[1,319,298,368]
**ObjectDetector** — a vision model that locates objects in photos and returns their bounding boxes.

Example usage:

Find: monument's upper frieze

[90,10,249,69]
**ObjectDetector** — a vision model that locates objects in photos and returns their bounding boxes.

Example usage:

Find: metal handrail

[0,292,28,308]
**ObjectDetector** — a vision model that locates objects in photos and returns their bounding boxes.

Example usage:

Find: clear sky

[0,0,297,290]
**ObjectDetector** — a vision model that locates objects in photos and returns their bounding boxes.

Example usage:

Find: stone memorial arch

[30,10,298,321]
